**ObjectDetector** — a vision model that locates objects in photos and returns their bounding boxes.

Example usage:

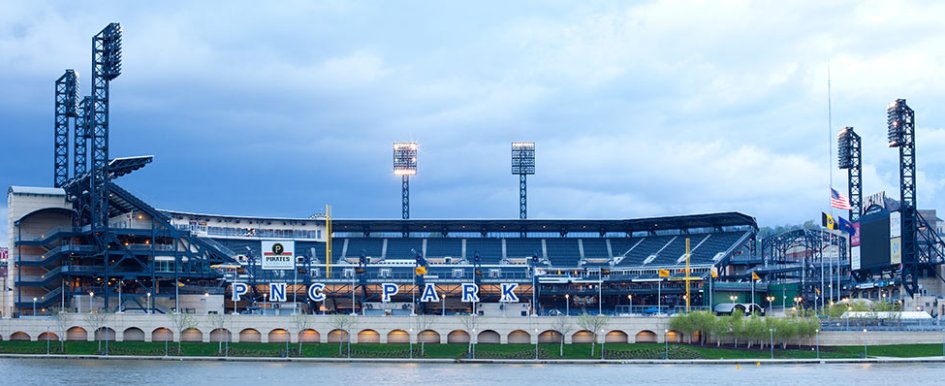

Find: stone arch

[210,328,232,343]
[95,327,116,341]
[387,329,409,344]
[635,330,657,343]
[605,330,628,343]
[572,330,594,344]
[299,329,320,343]
[477,330,500,344]
[538,330,562,343]
[268,329,290,343]
[10,332,30,341]
[357,329,380,344]
[692,330,703,343]
[418,330,440,344]
[447,329,470,344]
[152,327,173,342]
[239,328,261,343]
[123,327,145,342]
[181,328,203,342]
[38,331,59,341]
[67,326,88,341]
[507,329,531,344]
[666,330,683,343]
[327,329,349,343]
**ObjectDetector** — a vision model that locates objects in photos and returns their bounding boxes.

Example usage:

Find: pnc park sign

[231,282,521,303]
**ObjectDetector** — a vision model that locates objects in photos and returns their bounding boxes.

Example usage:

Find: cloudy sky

[3,1,945,245]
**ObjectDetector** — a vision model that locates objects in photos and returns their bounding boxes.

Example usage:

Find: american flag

[831,188,852,210]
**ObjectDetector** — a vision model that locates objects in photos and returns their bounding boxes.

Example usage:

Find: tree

[208,313,230,355]
[688,311,716,346]
[576,313,608,356]
[551,314,573,357]
[458,312,479,357]
[744,315,765,349]
[414,314,437,357]
[293,313,313,355]
[168,311,197,354]
[52,307,72,353]
[329,313,357,357]
[710,313,730,347]
[669,313,696,344]
[728,310,744,347]
[83,310,111,354]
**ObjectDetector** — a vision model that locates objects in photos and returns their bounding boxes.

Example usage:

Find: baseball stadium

[3,23,945,357]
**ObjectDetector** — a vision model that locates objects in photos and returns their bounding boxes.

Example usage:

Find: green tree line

[669,311,819,349]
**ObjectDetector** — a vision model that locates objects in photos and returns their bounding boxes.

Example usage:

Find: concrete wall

[3,314,941,346]
[0,315,676,344]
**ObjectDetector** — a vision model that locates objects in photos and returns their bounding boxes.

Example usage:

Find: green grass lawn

[0,340,939,360]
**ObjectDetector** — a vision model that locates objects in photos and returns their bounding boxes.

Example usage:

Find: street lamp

[766,296,775,313]
[565,294,570,316]
[89,291,94,313]
[409,328,414,359]
[33,297,37,316]
[535,328,540,360]
[147,292,151,314]
[627,294,633,315]
[664,329,669,360]
[729,295,737,303]
[815,329,820,359]
[768,328,774,359]
[862,328,868,358]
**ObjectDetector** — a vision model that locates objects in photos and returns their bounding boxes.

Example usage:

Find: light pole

[89,291,94,313]
[729,295,737,304]
[409,328,414,359]
[565,294,570,316]
[664,329,669,360]
[147,292,151,314]
[535,328,540,360]
[862,328,868,358]
[766,296,775,314]
[627,294,633,315]
[815,328,820,359]
[768,328,774,359]
[33,297,37,316]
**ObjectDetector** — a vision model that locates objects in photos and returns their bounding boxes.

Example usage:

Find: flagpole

[825,60,833,313]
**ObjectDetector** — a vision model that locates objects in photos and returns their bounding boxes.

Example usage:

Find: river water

[0,359,939,385]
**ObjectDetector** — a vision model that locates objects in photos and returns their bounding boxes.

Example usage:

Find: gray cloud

[3,1,945,246]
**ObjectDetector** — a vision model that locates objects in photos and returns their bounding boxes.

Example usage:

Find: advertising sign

[261,240,295,270]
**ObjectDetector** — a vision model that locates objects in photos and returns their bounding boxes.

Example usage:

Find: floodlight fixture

[393,142,418,176]
[393,142,418,219]
[887,99,912,148]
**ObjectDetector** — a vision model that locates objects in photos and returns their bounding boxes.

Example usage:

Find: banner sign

[231,282,503,303]
[261,240,295,270]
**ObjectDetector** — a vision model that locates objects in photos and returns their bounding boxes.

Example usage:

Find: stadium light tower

[511,142,535,219]
[90,22,122,230]
[837,127,862,222]
[54,69,79,187]
[393,142,418,220]
[887,99,919,296]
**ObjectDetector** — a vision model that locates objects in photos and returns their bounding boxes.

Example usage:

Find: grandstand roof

[330,212,756,234]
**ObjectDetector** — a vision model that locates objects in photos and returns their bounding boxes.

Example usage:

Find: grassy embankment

[0,341,940,360]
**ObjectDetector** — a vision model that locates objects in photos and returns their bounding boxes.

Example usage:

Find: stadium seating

[544,238,581,267]
[424,238,462,258]
[580,238,610,259]
[505,238,542,259]
[384,238,422,259]
[464,238,503,264]
[344,238,383,258]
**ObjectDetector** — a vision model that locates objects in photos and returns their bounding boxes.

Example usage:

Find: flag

[658,269,670,278]
[815,287,821,295]
[415,266,427,275]
[831,188,852,210]
[821,212,837,230]
[751,271,761,281]
[837,216,856,236]
[710,267,719,279]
